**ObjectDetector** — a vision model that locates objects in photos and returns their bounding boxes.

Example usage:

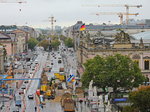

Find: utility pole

[49,16,56,36]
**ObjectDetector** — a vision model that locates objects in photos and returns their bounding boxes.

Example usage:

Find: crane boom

[93,12,139,24]
[84,4,142,24]
[0,0,26,3]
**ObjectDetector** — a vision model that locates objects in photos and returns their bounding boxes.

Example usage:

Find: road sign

[113,98,127,102]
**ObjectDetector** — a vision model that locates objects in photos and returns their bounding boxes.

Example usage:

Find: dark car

[48,95,55,100]
[28,94,34,99]
[58,60,62,63]
[24,80,28,83]
[21,85,26,89]
[58,83,63,89]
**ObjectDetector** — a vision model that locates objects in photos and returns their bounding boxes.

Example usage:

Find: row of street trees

[27,34,61,51]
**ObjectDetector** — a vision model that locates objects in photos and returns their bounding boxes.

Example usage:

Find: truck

[61,92,76,112]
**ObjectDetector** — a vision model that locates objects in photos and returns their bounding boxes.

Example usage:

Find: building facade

[11,29,29,52]
[0,46,4,73]
[0,33,17,57]
[76,31,150,78]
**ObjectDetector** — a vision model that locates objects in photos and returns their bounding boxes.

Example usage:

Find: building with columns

[0,46,4,73]
[0,33,17,57]
[76,30,150,79]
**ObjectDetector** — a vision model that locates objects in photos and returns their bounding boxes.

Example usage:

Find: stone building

[0,46,4,73]
[11,29,28,53]
[76,30,150,78]
[0,33,17,57]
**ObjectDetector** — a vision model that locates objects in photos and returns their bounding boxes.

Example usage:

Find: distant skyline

[0,0,149,28]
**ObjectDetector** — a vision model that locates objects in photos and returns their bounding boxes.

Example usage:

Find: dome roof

[132,31,150,40]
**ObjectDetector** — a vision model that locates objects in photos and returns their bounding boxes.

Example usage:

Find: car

[12,107,19,112]
[24,80,28,83]
[47,95,55,100]
[19,89,24,95]
[15,96,22,107]
[21,85,26,89]
[58,83,63,89]
[35,60,38,64]
[58,60,62,63]
[28,94,34,99]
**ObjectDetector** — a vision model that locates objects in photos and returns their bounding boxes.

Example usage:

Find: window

[144,60,149,70]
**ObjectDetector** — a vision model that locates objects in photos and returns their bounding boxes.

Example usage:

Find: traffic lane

[25,53,47,111]
[39,102,63,112]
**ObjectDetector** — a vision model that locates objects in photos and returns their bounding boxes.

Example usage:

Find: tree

[81,55,106,89]
[64,38,74,48]
[38,40,50,50]
[59,35,66,41]
[51,39,60,50]
[105,54,145,92]
[123,106,139,112]
[27,37,38,50]
[129,86,150,112]
[37,34,47,41]
[81,54,146,92]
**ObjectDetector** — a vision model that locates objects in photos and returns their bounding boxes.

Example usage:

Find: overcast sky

[0,0,149,28]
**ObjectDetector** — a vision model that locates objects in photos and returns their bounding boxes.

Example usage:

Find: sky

[0,0,149,28]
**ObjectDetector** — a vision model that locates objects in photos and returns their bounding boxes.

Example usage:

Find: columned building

[0,46,4,73]
[76,31,150,78]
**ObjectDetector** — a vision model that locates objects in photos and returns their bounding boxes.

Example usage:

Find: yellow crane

[93,12,139,24]
[83,4,142,24]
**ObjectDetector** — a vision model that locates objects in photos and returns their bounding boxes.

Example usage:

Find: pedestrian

[41,104,43,109]
[34,106,37,112]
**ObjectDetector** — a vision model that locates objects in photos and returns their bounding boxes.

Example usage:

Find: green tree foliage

[64,38,74,48]
[37,34,47,41]
[81,54,145,92]
[105,54,145,92]
[51,39,60,50]
[59,35,66,41]
[129,86,150,112]
[27,37,38,50]
[123,106,139,112]
[38,40,50,50]
[81,56,106,89]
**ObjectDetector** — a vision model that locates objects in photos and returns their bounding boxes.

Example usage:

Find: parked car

[58,60,62,63]
[19,89,24,95]
[12,107,19,112]
[15,96,22,107]
[28,94,34,99]
[21,85,26,89]
[58,83,63,89]
[24,80,28,83]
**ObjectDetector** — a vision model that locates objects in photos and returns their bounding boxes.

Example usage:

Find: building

[0,46,4,73]
[76,30,150,79]
[11,29,28,53]
[0,32,17,57]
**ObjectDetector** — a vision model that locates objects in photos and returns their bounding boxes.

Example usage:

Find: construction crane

[94,12,139,24]
[0,0,27,11]
[83,4,142,24]
[49,16,56,36]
